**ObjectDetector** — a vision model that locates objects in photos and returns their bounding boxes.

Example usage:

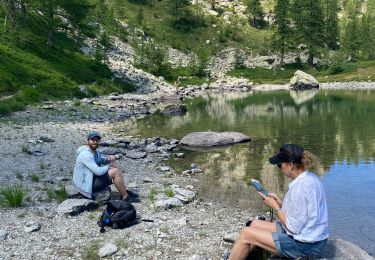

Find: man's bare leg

[108,167,128,199]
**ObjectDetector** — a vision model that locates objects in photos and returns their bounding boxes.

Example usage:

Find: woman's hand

[259,192,280,210]
[268,193,283,208]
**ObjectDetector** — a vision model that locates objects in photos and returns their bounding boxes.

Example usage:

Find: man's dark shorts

[93,173,112,192]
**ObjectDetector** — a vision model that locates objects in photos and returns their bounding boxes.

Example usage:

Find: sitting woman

[228,144,329,259]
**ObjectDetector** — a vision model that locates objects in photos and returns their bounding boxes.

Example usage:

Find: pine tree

[323,0,340,50]
[245,0,263,27]
[273,0,292,66]
[358,0,375,60]
[291,0,325,66]
[341,0,361,60]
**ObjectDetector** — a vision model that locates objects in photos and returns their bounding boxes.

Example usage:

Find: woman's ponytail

[301,150,318,170]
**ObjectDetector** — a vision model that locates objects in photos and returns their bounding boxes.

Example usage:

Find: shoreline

[1,83,374,259]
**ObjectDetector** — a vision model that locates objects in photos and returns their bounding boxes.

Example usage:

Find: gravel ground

[0,89,253,260]
[1,82,374,260]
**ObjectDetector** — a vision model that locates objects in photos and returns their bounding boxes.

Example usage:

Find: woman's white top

[282,171,329,242]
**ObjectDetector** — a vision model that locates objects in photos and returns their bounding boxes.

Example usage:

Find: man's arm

[80,153,109,176]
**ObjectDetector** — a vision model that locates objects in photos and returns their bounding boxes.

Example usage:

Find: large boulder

[290,70,319,90]
[180,131,251,147]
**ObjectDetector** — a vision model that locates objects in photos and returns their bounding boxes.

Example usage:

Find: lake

[113,89,375,256]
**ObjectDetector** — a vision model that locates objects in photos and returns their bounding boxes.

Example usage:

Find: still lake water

[113,89,375,255]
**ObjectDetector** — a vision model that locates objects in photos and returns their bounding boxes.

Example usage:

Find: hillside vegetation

[1,0,375,115]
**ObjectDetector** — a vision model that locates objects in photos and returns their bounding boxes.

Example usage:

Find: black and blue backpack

[98,200,137,232]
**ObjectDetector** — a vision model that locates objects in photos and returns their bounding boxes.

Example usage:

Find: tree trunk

[3,0,16,32]
[47,0,56,46]
[20,0,27,21]
[280,48,285,67]
[308,53,314,66]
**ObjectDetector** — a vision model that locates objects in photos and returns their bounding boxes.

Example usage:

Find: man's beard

[88,143,98,151]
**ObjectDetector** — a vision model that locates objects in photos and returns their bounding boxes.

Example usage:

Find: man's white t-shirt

[282,171,329,242]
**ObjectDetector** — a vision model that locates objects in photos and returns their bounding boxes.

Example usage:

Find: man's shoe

[126,190,139,199]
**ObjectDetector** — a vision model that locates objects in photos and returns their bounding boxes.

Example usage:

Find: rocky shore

[1,82,375,260]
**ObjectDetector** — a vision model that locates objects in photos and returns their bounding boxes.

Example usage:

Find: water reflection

[289,89,319,105]
[112,89,375,254]
[112,89,375,204]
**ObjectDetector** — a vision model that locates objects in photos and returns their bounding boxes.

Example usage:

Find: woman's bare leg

[229,220,279,260]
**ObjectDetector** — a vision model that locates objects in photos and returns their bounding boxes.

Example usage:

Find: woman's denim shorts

[272,221,327,258]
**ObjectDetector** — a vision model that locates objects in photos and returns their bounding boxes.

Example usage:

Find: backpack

[97,200,137,232]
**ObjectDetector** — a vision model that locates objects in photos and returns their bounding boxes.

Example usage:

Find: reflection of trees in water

[112,90,375,201]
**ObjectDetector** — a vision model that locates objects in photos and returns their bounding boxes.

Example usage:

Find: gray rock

[290,70,319,90]
[162,104,187,116]
[99,147,126,155]
[92,187,111,203]
[125,151,147,159]
[170,139,179,145]
[223,232,239,243]
[100,140,119,147]
[64,184,81,198]
[155,198,183,209]
[180,131,251,147]
[174,152,184,158]
[99,243,118,258]
[160,166,170,172]
[38,135,55,142]
[0,229,8,241]
[145,144,158,153]
[321,238,374,260]
[56,199,98,216]
[173,187,196,202]
[143,177,153,183]
[24,222,41,233]
[187,255,208,260]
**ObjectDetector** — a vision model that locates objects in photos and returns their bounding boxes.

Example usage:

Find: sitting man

[73,131,138,202]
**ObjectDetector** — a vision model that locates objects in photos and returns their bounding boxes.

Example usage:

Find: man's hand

[108,155,116,162]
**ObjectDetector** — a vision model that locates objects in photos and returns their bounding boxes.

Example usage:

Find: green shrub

[21,144,29,153]
[164,186,174,197]
[0,185,25,207]
[30,173,40,182]
[148,187,158,202]
[15,171,23,180]
[55,184,68,203]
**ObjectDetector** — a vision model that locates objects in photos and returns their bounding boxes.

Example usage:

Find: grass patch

[227,61,375,84]
[21,144,29,153]
[164,186,174,198]
[148,187,158,202]
[30,173,40,182]
[15,170,23,180]
[46,184,68,203]
[82,240,100,260]
[0,185,25,207]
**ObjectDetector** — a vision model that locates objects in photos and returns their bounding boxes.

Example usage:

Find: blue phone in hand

[251,179,269,197]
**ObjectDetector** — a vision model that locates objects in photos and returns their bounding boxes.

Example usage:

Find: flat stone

[56,199,98,216]
[126,151,147,159]
[155,198,183,210]
[99,243,118,258]
[0,229,8,241]
[24,222,41,233]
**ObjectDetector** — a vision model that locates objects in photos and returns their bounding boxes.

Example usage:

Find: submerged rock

[180,131,251,147]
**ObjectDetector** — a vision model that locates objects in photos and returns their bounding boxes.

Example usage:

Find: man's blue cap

[87,131,102,140]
